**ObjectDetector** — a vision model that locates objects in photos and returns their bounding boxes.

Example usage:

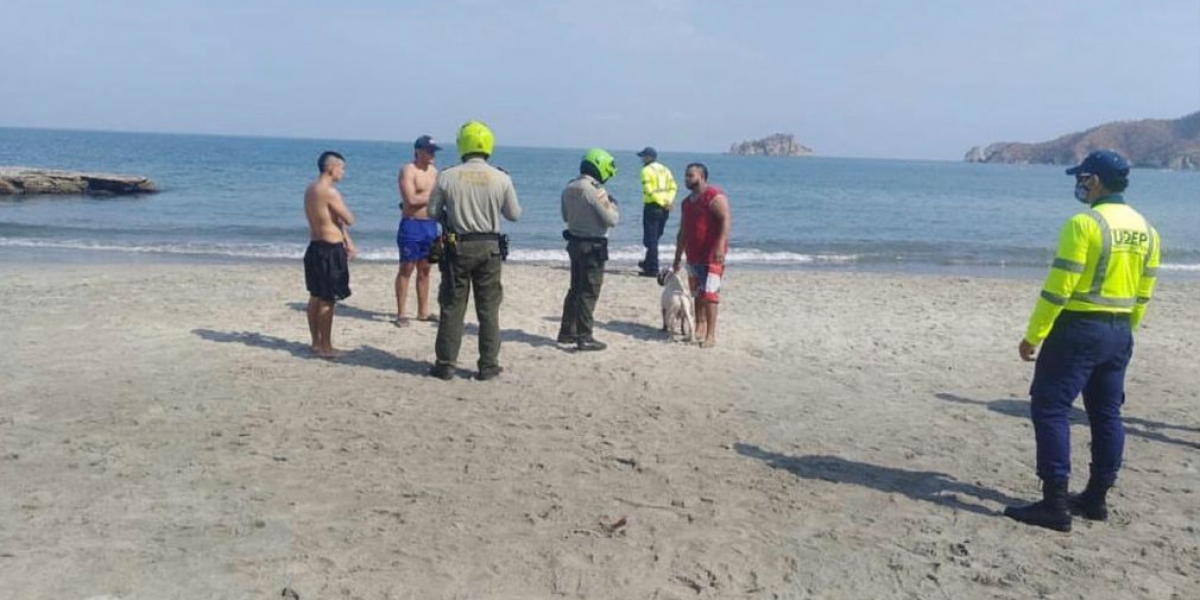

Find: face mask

[1074,180,1091,203]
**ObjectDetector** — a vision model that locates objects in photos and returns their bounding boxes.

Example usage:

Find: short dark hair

[686,162,708,180]
[318,151,345,174]
[1101,174,1129,193]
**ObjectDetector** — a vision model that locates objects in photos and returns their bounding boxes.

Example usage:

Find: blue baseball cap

[636,146,657,159]
[1066,149,1129,181]
[414,135,441,153]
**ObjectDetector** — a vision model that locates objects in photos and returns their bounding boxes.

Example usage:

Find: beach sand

[1,261,1197,599]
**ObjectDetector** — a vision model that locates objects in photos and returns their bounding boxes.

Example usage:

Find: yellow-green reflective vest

[1024,196,1161,344]
[640,162,677,208]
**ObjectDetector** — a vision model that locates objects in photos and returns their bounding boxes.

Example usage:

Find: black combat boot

[1069,478,1111,521]
[1004,479,1072,532]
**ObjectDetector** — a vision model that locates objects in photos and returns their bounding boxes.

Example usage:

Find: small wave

[1160,263,1200,272]
[0,237,306,259]
[509,245,857,265]
[0,237,859,266]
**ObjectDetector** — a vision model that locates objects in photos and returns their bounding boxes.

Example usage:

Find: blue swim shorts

[397,218,440,263]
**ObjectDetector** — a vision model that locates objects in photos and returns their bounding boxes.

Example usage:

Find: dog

[657,268,695,342]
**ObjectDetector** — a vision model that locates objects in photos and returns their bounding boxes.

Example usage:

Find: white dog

[657,268,695,342]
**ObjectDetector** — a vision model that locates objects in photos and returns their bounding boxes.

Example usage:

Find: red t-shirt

[681,185,727,264]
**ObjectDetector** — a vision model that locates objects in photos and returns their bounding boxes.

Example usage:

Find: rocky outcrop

[728,133,813,157]
[965,111,1200,170]
[0,167,158,196]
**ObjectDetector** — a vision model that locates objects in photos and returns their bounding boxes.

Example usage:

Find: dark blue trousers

[1029,312,1133,485]
[641,204,669,273]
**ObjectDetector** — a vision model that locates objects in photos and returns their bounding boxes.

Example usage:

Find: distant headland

[965,111,1200,170]
[727,133,813,157]
[0,167,158,197]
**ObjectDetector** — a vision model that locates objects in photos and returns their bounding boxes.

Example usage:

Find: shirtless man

[303,151,356,358]
[394,135,441,326]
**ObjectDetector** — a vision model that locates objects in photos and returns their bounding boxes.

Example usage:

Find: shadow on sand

[461,323,558,349]
[935,392,1200,450]
[596,319,666,342]
[286,302,393,323]
[191,329,427,375]
[735,443,1023,517]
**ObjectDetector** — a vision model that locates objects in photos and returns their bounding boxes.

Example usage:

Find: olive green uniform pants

[557,239,607,341]
[435,239,504,373]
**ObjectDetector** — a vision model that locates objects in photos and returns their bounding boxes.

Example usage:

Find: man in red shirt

[671,163,731,348]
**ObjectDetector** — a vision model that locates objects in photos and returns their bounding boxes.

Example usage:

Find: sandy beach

[1,261,1197,599]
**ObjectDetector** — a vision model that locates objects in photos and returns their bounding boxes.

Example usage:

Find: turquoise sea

[2,127,1198,277]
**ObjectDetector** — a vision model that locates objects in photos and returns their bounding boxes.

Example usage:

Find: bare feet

[392,315,411,328]
[315,348,344,360]
[699,338,717,349]
[416,313,439,323]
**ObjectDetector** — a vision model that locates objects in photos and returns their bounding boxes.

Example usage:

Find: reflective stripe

[1069,292,1136,308]
[1052,258,1086,273]
[1143,221,1156,272]
[1143,267,1158,278]
[1087,209,1111,297]
[1041,290,1068,305]
[1136,296,1151,304]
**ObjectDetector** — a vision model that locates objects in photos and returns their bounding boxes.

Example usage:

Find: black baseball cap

[414,135,441,153]
[636,146,657,159]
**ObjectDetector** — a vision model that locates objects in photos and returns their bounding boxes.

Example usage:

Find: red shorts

[686,263,723,303]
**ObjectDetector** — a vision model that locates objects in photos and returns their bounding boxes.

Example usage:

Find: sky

[2,0,1198,159]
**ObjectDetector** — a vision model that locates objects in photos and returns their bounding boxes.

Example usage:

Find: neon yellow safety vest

[1024,196,1161,344]
[640,162,677,208]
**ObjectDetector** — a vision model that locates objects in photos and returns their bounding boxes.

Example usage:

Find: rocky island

[728,133,813,157]
[0,167,158,197]
[965,111,1200,170]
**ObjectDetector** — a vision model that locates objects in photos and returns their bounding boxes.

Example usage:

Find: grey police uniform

[428,157,521,377]
[557,174,619,345]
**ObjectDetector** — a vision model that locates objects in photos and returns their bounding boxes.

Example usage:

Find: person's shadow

[191,329,428,374]
[734,443,1023,517]
[596,319,667,342]
[935,393,1200,450]
[461,323,558,348]
[285,302,392,323]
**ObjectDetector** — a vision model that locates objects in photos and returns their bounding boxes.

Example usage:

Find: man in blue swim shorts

[394,135,442,326]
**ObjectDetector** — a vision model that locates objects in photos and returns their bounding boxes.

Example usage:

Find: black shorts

[304,241,351,302]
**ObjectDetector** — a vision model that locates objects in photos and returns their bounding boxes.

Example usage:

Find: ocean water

[2,127,1198,276]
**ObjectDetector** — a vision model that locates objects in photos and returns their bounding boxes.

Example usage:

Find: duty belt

[457,232,500,242]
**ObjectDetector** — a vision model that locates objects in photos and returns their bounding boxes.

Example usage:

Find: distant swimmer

[303,151,356,358]
[427,121,522,381]
[671,163,731,349]
[557,148,620,351]
[1005,150,1160,532]
[394,135,442,326]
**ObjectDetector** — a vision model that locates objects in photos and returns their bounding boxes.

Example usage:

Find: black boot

[1004,479,1072,532]
[1069,478,1111,521]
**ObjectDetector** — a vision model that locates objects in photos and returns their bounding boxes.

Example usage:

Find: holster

[565,231,609,262]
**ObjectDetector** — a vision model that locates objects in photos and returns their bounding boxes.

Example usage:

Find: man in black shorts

[303,151,356,358]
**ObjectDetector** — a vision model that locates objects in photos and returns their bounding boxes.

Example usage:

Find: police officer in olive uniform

[427,121,522,381]
[1005,150,1161,532]
[557,148,620,351]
